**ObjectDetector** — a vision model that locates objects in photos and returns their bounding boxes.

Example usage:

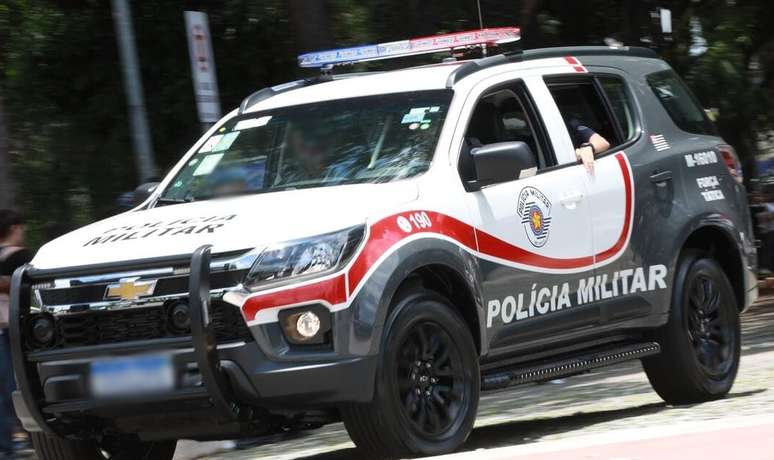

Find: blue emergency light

[298,27,521,69]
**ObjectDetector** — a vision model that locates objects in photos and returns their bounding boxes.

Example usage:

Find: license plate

[90,354,174,399]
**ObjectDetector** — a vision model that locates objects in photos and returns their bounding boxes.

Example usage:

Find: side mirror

[468,141,537,191]
[133,182,159,206]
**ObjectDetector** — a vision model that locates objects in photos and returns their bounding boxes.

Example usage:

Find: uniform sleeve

[566,118,596,147]
[574,124,595,145]
[1,249,32,276]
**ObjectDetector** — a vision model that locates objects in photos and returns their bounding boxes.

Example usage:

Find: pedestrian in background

[0,210,32,459]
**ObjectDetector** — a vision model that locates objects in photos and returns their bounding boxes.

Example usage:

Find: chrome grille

[31,249,259,315]
[37,270,247,308]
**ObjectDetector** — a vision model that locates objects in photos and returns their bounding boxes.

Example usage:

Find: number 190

[409,212,432,229]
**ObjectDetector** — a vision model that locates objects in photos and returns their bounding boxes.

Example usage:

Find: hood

[33,181,419,270]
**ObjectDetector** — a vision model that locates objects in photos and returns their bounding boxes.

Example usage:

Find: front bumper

[10,246,376,438]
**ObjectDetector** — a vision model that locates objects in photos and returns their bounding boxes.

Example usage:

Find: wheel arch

[393,263,484,355]
[677,221,745,311]
[359,238,487,356]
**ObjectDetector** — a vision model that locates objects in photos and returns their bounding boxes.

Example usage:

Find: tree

[0,2,14,210]
[288,0,334,53]
[1,0,773,246]
[0,95,13,209]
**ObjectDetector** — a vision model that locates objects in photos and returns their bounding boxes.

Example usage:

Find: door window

[546,79,620,162]
[459,84,553,184]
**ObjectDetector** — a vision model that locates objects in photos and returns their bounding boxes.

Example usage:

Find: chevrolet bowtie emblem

[105,277,158,301]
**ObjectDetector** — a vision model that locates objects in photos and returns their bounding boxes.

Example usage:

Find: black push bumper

[10,246,376,437]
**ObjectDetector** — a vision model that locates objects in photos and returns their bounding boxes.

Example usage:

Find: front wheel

[643,253,741,404]
[342,288,480,458]
[31,432,176,460]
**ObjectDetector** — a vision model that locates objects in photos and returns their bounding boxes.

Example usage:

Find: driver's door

[458,76,596,356]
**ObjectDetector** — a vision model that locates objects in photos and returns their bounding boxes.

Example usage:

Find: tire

[31,432,176,460]
[643,252,741,405]
[342,288,480,459]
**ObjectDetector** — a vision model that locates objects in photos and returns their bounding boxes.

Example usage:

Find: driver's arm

[588,132,611,154]
[570,121,610,173]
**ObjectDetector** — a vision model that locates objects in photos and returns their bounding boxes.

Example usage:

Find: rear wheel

[31,432,176,460]
[342,288,479,458]
[643,253,740,404]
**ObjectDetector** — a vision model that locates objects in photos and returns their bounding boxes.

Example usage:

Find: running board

[481,342,660,391]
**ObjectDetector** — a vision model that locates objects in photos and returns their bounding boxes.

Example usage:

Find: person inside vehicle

[567,117,610,174]
[208,166,251,198]
[277,124,330,185]
[461,91,545,181]
[278,121,369,186]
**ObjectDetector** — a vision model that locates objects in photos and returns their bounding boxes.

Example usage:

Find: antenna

[476,0,486,55]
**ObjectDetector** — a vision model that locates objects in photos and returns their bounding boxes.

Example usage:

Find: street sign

[184,11,222,126]
[660,8,672,34]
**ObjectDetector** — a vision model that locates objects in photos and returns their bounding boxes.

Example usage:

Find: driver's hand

[575,146,595,174]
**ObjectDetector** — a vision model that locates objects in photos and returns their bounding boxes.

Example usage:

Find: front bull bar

[189,245,242,419]
[9,245,243,435]
[9,264,54,434]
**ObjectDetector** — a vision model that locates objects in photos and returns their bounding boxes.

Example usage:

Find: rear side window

[599,77,638,142]
[647,70,716,135]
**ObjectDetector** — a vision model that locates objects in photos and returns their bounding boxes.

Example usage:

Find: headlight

[243,225,365,291]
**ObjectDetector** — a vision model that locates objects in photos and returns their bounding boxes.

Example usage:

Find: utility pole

[111,0,156,184]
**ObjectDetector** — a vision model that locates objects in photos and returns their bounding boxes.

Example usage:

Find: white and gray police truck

[9,28,758,459]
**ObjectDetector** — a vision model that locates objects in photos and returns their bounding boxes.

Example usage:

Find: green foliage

[0,0,772,247]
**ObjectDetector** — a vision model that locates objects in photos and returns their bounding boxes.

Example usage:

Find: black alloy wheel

[685,273,736,379]
[397,320,466,438]
[643,253,741,404]
[342,287,479,458]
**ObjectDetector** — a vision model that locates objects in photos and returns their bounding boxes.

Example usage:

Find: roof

[241,46,659,114]
[243,63,463,113]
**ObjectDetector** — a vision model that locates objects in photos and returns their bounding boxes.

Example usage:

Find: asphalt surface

[173,296,774,460]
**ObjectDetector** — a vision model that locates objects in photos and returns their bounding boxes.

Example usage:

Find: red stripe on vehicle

[471,152,631,270]
[475,230,595,269]
[564,56,580,65]
[593,152,633,263]
[347,212,477,293]
[242,274,347,320]
[243,153,633,321]
[349,153,632,291]
[574,65,587,73]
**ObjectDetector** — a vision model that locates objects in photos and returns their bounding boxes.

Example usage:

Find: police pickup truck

[10,28,757,459]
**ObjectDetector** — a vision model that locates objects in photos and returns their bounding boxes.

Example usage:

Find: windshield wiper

[154,197,193,207]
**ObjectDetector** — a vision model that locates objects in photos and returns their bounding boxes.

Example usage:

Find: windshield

[160,90,452,203]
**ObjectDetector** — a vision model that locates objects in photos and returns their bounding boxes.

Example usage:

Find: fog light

[296,311,321,338]
[32,316,55,345]
[278,306,331,345]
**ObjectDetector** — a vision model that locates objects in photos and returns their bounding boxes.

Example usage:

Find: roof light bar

[298,27,521,69]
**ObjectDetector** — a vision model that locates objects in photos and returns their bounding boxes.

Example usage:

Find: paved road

[437,416,774,460]
[175,297,774,460]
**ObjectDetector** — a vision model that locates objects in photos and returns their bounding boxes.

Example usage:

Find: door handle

[560,191,584,208]
[650,169,673,184]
